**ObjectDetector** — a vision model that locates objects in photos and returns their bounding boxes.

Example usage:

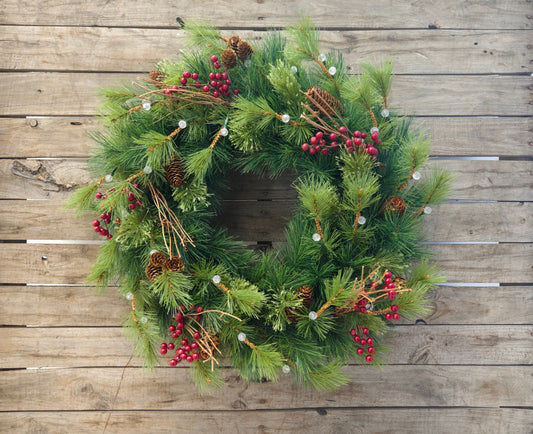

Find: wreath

[68,18,451,392]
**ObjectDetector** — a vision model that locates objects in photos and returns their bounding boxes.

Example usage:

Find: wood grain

[1,73,531,117]
[2,26,531,74]
[1,159,531,201]
[2,200,531,243]
[1,116,531,159]
[1,408,531,434]
[1,285,530,327]
[1,366,530,410]
[0,0,530,29]
[0,243,530,284]
[1,325,531,368]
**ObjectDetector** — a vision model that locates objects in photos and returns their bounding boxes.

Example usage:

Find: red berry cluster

[127,183,142,210]
[301,126,382,158]
[163,56,240,100]
[349,326,375,363]
[91,213,117,240]
[160,304,205,367]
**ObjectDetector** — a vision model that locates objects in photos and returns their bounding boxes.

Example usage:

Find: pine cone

[145,264,163,281]
[166,256,185,272]
[149,252,167,267]
[393,276,406,291]
[221,48,237,70]
[236,39,253,60]
[165,156,186,188]
[227,35,241,52]
[305,86,343,117]
[381,196,407,217]
[149,70,165,89]
[296,285,314,307]
[285,309,299,324]
[200,334,220,360]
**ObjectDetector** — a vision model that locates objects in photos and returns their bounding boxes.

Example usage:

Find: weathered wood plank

[1,73,531,117]
[2,200,531,243]
[2,285,530,326]
[1,159,531,201]
[1,116,531,158]
[0,242,530,285]
[1,325,531,368]
[0,0,530,29]
[1,366,530,410]
[2,26,531,74]
[1,408,532,434]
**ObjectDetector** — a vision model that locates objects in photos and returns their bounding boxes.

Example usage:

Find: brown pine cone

[236,39,253,60]
[296,285,314,307]
[393,276,406,291]
[149,252,167,267]
[381,196,407,217]
[285,309,299,324]
[305,86,343,117]
[166,256,185,272]
[149,70,166,88]
[227,35,241,52]
[221,48,237,70]
[200,334,220,360]
[165,156,186,188]
[145,264,163,281]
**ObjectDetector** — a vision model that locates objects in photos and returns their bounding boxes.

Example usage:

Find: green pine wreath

[68,18,451,392]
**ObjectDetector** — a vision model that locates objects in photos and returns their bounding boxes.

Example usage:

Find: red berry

[221,84,229,92]
[233,89,240,95]
[347,147,354,154]
[393,313,401,321]
[387,283,396,289]
[203,85,210,92]
[339,126,347,134]
[176,329,182,337]
[106,234,113,240]
[167,342,175,350]
[191,342,199,349]
[160,348,167,355]
[345,139,353,147]
[367,146,378,156]
[365,355,373,363]
[100,213,107,220]
[388,290,396,300]
[127,193,135,201]
[360,339,367,346]
[329,133,337,141]
[186,355,193,362]
[192,352,200,360]
[210,80,217,88]
[353,303,359,310]
[160,343,167,348]
[135,200,142,207]
[354,335,361,342]
[214,73,221,80]
[362,328,369,335]
[367,346,375,354]
[353,138,362,146]
[374,139,382,146]
[385,313,393,321]
[195,81,202,88]
[302,143,310,151]
[179,304,185,312]
[309,147,316,155]
[210,55,218,63]
[315,131,324,139]
[99,228,108,236]
[192,72,198,80]
[367,338,374,345]
[193,331,201,339]
[171,332,178,339]
[321,148,329,155]
[221,72,228,80]
[391,305,399,312]
[164,89,172,95]
[189,305,195,311]
[213,91,219,98]
[92,220,100,227]
[183,71,191,78]
[177,321,184,329]
[169,325,176,332]
[385,277,392,284]
[171,85,179,92]
[175,312,183,321]
[181,339,188,347]
[353,131,361,138]
[213,61,221,69]
[115,218,121,223]
[95,192,103,199]
[371,131,379,141]
[180,77,187,85]
[350,328,357,336]
[356,348,364,355]
[384,270,392,278]
[361,132,367,139]
[196,306,203,313]
[184,345,191,352]
[169,359,177,366]
[132,183,140,189]
[359,307,367,313]
[310,137,318,145]
[330,142,338,148]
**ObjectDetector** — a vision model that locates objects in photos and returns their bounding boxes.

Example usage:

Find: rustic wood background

[1,1,532,432]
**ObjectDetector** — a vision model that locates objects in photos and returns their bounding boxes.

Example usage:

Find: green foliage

[68,17,449,394]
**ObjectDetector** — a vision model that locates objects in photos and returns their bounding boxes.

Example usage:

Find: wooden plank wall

[0,1,532,432]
